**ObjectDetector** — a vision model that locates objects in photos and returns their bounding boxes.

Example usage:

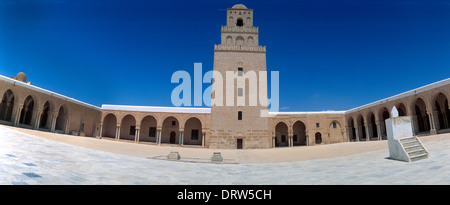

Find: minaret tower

[208,4,270,149]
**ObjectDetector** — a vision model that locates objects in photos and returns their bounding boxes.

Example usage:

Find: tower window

[238,88,243,97]
[333,122,337,128]
[236,18,243,27]
[238,67,243,76]
[316,123,320,128]
[238,111,242,120]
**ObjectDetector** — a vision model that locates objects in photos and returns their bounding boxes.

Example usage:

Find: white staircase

[399,136,429,162]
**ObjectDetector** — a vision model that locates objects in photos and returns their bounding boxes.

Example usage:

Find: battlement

[214,44,266,53]
[221,25,258,33]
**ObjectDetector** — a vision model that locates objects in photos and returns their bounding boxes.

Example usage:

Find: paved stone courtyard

[1,125,450,185]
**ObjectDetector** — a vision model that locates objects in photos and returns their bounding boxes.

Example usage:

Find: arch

[0,89,15,122]
[226,36,233,45]
[161,116,179,144]
[395,103,407,116]
[274,121,288,147]
[357,114,366,141]
[367,112,377,140]
[414,98,430,133]
[120,114,136,141]
[315,132,322,144]
[55,105,68,132]
[247,36,254,46]
[434,93,449,130]
[183,117,203,146]
[329,120,343,143]
[39,101,53,129]
[378,107,390,140]
[139,115,158,143]
[292,120,306,146]
[19,95,35,126]
[348,117,357,142]
[102,113,117,138]
[235,36,244,46]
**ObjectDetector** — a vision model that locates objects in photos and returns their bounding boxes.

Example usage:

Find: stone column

[346,127,352,142]
[179,129,184,146]
[64,116,70,134]
[135,126,140,143]
[157,128,162,145]
[202,131,206,147]
[355,126,360,142]
[364,124,370,141]
[14,106,22,127]
[375,122,382,140]
[428,112,437,135]
[34,110,43,130]
[50,113,58,132]
[99,123,103,139]
[115,126,120,140]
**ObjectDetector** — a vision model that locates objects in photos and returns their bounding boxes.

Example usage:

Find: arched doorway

[39,101,52,129]
[55,106,67,132]
[357,115,366,141]
[368,112,377,140]
[414,98,430,133]
[184,117,203,146]
[170,131,176,144]
[348,118,357,141]
[140,115,157,143]
[315,132,322,144]
[275,122,288,147]
[162,116,179,144]
[120,114,136,141]
[20,95,35,126]
[102,113,117,138]
[293,121,306,146]
[0,89,15,122]
[434,93,449,130]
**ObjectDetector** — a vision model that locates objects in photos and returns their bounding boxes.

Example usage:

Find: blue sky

[0,0,449,111]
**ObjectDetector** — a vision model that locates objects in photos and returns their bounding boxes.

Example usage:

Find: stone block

[211,152,223,162]
[167,151,180,160]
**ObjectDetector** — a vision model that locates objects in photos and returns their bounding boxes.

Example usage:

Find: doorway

[170,131,176,144]
[237,139,243,149]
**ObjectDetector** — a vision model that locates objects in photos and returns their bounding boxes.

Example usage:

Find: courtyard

[0,124,449,185]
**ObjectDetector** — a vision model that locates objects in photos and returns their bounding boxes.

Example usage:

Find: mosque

[1,4,449,149]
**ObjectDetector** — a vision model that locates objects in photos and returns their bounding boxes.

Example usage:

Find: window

[238,67,243,76]
[130,126,136,135]
[333,122,337,129]
[238,88,243,97]
[281,135,286,143]
[238,111,242,120]
[172,121,176,126]
[191,129,199,140]
[149,127,156,137]
[236,18,243,27]
[316,123,320,128]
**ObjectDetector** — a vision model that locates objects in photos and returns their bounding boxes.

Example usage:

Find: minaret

[208,4,270,149]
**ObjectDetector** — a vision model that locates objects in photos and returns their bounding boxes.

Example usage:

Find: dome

[232,4,248,9]
[16,72,27,82]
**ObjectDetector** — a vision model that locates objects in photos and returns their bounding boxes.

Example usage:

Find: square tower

[209,4,270,149]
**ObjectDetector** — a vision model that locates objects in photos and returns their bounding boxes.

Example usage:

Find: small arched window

[236,18,244,27]
[236,36,244,45]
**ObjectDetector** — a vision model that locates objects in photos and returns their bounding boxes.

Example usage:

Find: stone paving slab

[1,125,450,184]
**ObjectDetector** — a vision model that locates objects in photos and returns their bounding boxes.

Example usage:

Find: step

[404,145,423,153]
[410,153,428,162]
[402,141,420,148]
[407,149,427,156]
[400,137,418,143]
